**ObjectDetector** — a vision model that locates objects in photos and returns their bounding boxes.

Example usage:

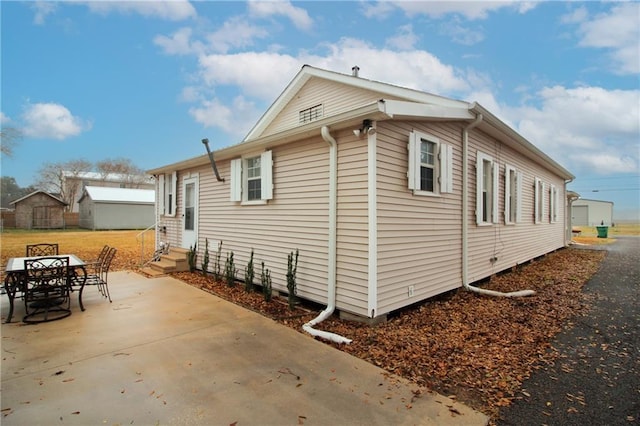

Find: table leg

[75,266,88,311]
[3,272,22,324]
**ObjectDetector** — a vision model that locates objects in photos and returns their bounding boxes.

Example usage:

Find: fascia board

[147,101,388,175]
[382,99,474,120]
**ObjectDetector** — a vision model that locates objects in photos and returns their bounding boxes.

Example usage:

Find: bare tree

[36,159,92,212]
[95,157,148,188]
[0,127,23,157]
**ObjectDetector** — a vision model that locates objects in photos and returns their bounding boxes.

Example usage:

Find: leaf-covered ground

[173,247,606,422]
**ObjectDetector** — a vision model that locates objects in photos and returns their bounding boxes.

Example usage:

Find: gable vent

[299,104,323,124]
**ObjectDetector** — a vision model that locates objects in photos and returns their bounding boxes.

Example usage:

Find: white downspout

[302,126,352,344]
[462,113,535,298]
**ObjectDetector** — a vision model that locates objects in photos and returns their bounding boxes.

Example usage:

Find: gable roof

[148,65,573,180]
[79,186,155,204]
[244,65,469,141]
[10,191,67,206]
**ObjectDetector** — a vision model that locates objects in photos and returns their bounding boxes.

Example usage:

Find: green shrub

[244,249,255,292]
[224,251,236,287]
[261,261,272,302]
[187,242,197,272]
[213,241,223,281]
[201,238,209,277]
[286,249,299,310]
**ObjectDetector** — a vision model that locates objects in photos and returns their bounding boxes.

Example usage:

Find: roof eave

[469,103,575,181]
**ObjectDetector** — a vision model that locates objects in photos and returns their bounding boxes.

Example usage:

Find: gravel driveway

[499,236,640,425]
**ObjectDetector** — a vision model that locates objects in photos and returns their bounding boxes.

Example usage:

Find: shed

[148,65,574,324]
[78,186,155,230]
[571,199,614,226]
[10,191,67,229]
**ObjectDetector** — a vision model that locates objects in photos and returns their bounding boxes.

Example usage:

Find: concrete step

[150,260,177,273]
[140,266,166,278]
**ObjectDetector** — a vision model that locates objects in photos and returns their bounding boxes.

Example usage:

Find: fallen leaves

[175,247,605,422]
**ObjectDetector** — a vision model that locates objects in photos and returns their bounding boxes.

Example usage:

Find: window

[476,152,499,225]
[549,184,559,223]
[504,165,522,224]
[534,178,546,224]
[407,131,453,195]
[230,150,273,203]
[158,171,177,217]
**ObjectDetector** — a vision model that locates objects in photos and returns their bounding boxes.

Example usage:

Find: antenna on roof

[202,138,224,182]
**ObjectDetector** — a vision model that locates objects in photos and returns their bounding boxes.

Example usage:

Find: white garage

[571,199,614,226]
[79,186,155,230]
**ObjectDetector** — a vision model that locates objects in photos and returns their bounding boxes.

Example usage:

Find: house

[78,186,155,230]
[572,198,614,226]
[147,65,574,323]
[63,171,154,213]
[10,191,67,229]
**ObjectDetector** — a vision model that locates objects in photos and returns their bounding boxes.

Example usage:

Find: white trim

[476,152,497,225]
[367,129,378,318]
[408,130,451,196]
[260,150,273,200]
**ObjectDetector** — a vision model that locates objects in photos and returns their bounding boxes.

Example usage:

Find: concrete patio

[1,271,488,425]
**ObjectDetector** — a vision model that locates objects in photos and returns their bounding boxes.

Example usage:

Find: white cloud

[1,112,11,124]
[567,3,640,75]
[248,0,313,30]
[196,38,472,104]
[21,102,91,140]
[154,27,203,55]
[31,1,57,25]
[388,0,537,20]
[84,0,196,21]
[508,85,640,175]
[189,96,259,137]
[438,17,485,46]
[385,24,418,50]
[206,16,270,54]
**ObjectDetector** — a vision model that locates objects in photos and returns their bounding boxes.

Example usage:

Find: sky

[1,0,639,221]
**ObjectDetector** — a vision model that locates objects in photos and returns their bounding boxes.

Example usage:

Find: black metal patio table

[3,254,87,323]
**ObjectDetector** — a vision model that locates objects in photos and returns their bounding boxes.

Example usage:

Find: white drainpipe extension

[462,112,535,298]
[301,126,353,344]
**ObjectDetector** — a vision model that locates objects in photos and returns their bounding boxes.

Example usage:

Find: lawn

[0,229,156,274]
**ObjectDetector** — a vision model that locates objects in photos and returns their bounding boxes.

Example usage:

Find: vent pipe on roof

[202,138,224,182]
[351,66,360,77]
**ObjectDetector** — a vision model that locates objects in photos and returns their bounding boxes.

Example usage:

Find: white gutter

[302,126,353,344]
[462,113,535,298]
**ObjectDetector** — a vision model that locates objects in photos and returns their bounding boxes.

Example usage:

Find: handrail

[137,222,158,267]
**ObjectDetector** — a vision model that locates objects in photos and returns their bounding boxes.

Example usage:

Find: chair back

[26,243,59,257]
[101,247,117,279]
[23,256,71,323]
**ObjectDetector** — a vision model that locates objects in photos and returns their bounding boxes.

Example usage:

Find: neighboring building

[78,186,155,230]
[63,171,154,212]
[148,65,574,322]
[572,199,614,226]
[10,191,67,229]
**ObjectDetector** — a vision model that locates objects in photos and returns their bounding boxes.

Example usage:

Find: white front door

[181,175,198,249]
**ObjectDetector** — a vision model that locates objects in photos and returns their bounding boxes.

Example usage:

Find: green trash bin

[596,226,609,238]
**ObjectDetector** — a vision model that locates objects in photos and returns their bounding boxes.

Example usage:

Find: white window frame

[230,150,273,204]
[407,130,453,196]
[534,178,546,224]
[158,171,177,217]
[504,165,522,225]
[476,152,499,225]
[549,184,559,223]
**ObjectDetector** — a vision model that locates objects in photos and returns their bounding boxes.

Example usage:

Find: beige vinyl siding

[334,129,371,316]
[262,78,395,137]
[375,121,464,316]
[466,129,567,282]
[176,138,333,303]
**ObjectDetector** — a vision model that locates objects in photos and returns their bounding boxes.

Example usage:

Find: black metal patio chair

[23,256,72,323]
[25,243,59,257]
